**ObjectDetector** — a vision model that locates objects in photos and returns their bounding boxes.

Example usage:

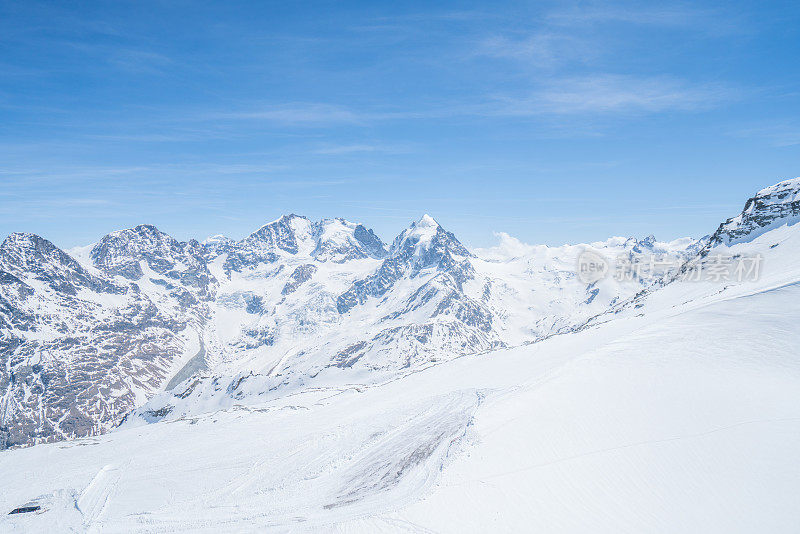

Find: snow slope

[2,212,799,532]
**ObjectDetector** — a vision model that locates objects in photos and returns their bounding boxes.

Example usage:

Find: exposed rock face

[91,225,212,296]
[705,177,800,249]
[337,215,473,313]
[352,224,387,259]
[282,264,317,295]
[314,215,498,371]
[200,235,235,259]
[241,214,310,256]
[392,214,472,265]
[2,233,120,295]
[222,215,388,274]
[313,219,387,263]
[0,230,206,450]
[0,217,391,449]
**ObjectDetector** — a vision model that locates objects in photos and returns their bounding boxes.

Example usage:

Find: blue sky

[1,0,799,248]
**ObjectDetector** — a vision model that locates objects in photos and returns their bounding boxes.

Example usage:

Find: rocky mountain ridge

[4,178,798,448]
[704,177,800,250]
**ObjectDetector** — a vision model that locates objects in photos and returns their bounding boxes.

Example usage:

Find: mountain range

[2,178,798,449]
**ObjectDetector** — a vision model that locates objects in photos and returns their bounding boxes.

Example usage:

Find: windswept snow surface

[2,223,800,532]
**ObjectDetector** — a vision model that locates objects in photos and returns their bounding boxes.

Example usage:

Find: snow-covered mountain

[0,215,392,449]
[705,177,800,248]
[4,179,799,450]
[0,211,698,449]
[221,215,386,274]
[128,214,700,426]
[2,177,799,532]
[0,232,203,449]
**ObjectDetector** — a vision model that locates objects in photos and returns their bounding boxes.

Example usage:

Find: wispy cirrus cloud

[475,33,597,67]
[493,75,735,115]
[205,101,456,127]
[215,103,364,125]
[0,162,288,186]
[203,76,731,130]
[733,122,800,147]
[545,4,735,31]
[467,3,739,118]
[312,143,413,155]
[473,3,736,67]
[106,49,172,74]
[313,143,380,154]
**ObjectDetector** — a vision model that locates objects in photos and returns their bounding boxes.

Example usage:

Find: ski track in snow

[78,464,126,532]
[121,390,481,532]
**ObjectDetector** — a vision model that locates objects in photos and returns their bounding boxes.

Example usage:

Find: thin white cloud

[313,144,380,155]
[476,33,596,67]
[472,2,739,70]
[0,198,114,219]
[216,103,363,125]
[733,122,800,147]
[205,76,729,128]
[108,49,172,73]
[87,133,212,142]
[493,75,734,115]
[0,163,288,185]
[56,39,174,74]
[312,143,412,155]
[546,4,727,29]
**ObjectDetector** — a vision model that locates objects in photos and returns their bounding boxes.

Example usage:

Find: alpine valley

[1,178,799,533]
